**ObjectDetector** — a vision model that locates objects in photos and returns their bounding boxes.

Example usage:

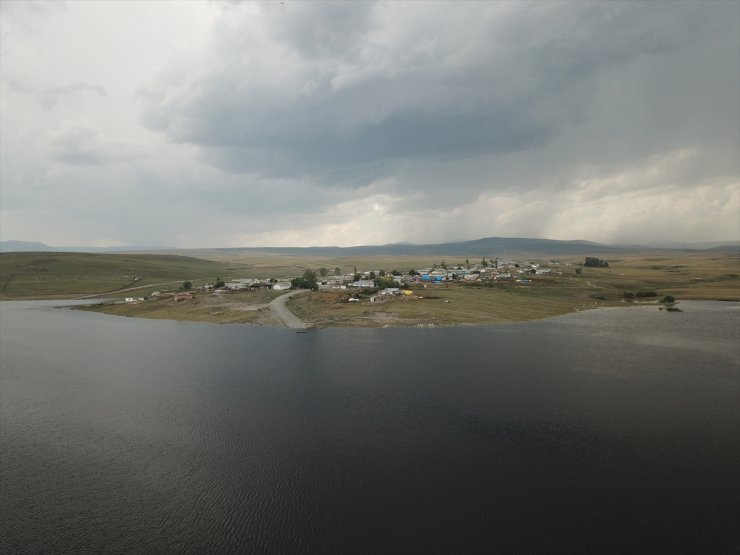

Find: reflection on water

[1,301,739,553]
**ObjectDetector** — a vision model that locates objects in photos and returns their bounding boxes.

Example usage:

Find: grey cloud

[41,82,107,110]
[262,1,375,60]
[49,122,140,166]
[140,0,738,194]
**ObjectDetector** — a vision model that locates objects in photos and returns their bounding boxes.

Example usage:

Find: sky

[1,0,738,248]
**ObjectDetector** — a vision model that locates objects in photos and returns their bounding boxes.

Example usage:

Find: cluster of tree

[291,270,319,290]
[318,267,343,277]
[584,257,609,268]
[373,275,397,288]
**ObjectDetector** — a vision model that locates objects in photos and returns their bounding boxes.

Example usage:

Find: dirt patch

[368,312,401,322]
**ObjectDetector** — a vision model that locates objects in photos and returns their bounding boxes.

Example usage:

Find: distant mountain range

[0,241,176,253]
[2,237,738,256]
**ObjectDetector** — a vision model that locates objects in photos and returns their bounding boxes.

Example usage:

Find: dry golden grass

[287,283,605,327]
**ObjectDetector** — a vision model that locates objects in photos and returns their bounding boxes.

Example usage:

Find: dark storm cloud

[140,1,738,188]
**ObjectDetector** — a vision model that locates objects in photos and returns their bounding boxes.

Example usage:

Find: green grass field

[286,284,600,327]
[0,252,247,299]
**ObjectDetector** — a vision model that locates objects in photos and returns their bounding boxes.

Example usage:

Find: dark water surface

[1,301,739,554]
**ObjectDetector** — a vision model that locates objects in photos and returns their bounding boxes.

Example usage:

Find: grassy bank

[287,285,602,327]
[80,290,286,325]
[0,252,245,299]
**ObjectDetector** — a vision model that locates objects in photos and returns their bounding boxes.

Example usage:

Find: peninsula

[2,241,738,328]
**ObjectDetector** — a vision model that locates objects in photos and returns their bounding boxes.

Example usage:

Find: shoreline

[63,296,710,329]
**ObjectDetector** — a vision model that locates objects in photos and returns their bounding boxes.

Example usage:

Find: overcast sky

[1,0,738,247]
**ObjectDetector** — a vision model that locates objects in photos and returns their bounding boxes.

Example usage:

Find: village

[130,257,571,305]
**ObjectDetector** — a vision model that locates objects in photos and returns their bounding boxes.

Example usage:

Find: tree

[585,257,609,268]
[369,271,376,280]
[319,267,328,277]
[391,269,401,276]
[214,277,225,288]
[334,267,341,275]
[409,269,418,276]
[481,257,488,268]
[662,295,676,304]
[374,275,396,288]
[466,259,470,269]
[291,270,318,290]
[441,260,447,270]
[182,281,192,290]
[379,269,386,277]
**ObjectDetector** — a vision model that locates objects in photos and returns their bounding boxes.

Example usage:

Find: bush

[662,295,676,304]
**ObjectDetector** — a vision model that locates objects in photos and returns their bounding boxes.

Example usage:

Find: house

[174,292,193,301]
[272,282,292,291]
[350,280,375,288]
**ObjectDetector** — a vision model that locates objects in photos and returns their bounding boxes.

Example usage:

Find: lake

[1,301,739,553]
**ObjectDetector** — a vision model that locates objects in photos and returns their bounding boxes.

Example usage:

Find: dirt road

[268,290,309,329]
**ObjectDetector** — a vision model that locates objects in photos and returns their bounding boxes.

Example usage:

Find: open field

[0,252,248,299]
[178,251,493,279]
[3,251,738,326]
[286,285,601,327]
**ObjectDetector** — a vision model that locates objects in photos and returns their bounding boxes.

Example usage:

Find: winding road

[268,290,309,329]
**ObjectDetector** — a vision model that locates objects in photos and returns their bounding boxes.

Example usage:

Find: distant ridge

[3,237,738,256]
[0,240,174,253]
[205,237,740,257]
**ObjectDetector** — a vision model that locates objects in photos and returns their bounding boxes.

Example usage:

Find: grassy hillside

[0,252,247,299]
